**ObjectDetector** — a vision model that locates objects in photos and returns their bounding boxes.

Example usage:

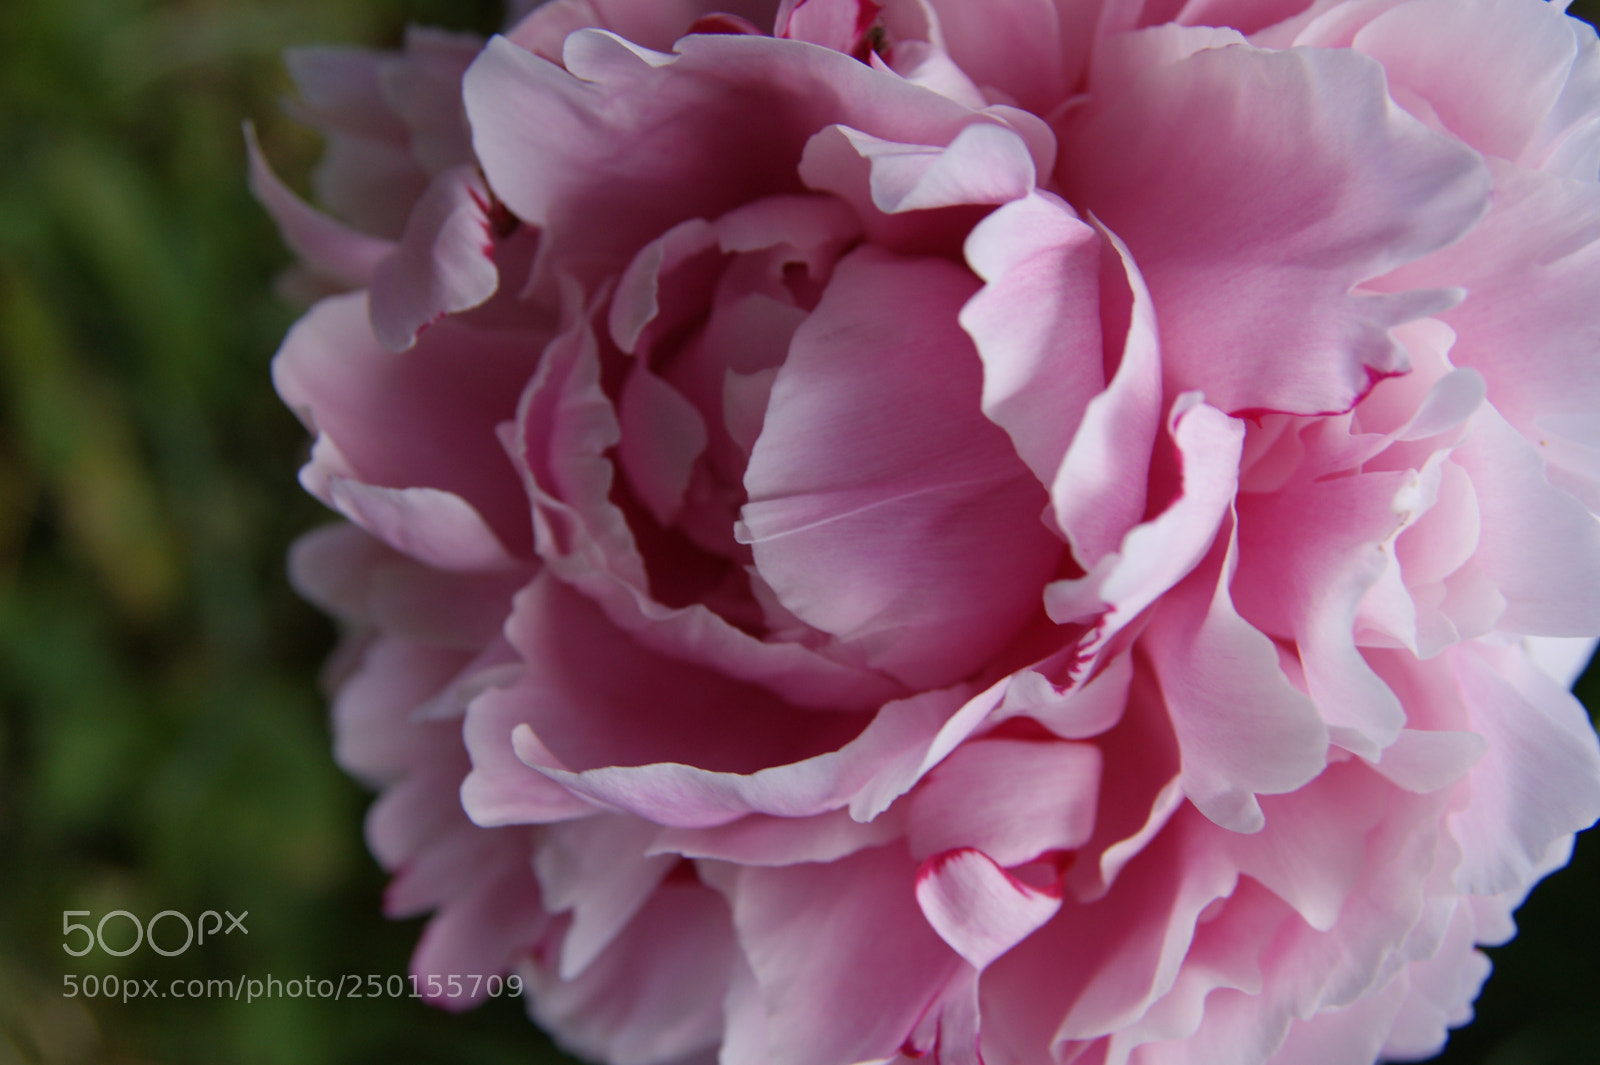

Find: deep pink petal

[464,30,981,294]
[512,310,906,710]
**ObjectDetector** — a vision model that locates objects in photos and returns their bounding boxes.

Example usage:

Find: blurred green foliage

[0,0,1596,1063]
[0,0,565,1061]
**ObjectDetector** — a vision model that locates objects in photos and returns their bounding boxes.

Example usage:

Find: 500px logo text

[63,910,247,957]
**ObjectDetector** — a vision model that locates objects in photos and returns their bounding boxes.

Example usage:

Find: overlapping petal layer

[263,0,1600,1063]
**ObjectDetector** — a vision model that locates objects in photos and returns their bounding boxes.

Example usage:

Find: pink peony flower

[261,0,1600,1062]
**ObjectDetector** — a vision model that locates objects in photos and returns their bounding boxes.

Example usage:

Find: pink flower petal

[739,248,1063,690]
[915,847,1064,970]
[246,124,394,289]
[1059,45,1489,417]
[368,165,500,352]
[959,192,1106,511]
[1144,520,1329,833]
[906,737,1101,866]
[725,845,962,1065]
[272,291,542,558]
[528,881,737,1064]
[464,30,980,295]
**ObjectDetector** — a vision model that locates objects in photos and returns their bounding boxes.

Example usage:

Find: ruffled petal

[1058,45,1489,417]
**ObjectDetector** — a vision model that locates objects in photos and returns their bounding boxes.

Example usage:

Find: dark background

[1,1,1596,1062]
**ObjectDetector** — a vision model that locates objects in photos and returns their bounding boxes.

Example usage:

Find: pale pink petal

[1142,521,1329,834]
[324,478,519,573]
[285,44,408,140]
[800,121,1037,215]
[286,521,398,624]
[616,362,710,526]
[272,291,542,557]
[725,845,962,1065]
[649,806,905,868]
[1086,23,1249,98]
[538,685,980,830]
[332,637,471,782]
[365,760,473,870]
[981,809,1238,1055]
[1103,884,1307,1064]
[738,248,1062,690]
[536,814,679,978]
[1532,16,1600,179]
[1233,468,1415,758]
[920,0,1093,114]
[1451,397,1600,636]
[384,817,517,917]
[378,26,482,174]
[1058,45,1488,417]
[1366,727,1486,795]
[1447,642,1600,895]
[1377,903,1491,1061]
[528,881,737,1065]
[460,683,603,827]
[1172,0,1311,35]
[411,852,548,1011]
[1064,665,1184,904]
[1268,990,1404,1065]
[776,0,877,51]
[245,124,393,289]
[958,192,1105,506]
[1368,162,1600,507]
[906,737,1101,865]
[915,848,1063,970]
[358,560,526,650]
[607,218,722,356]
[1048,222,1166,569]
[1045,397,1243,663]
[505,0,774,61]
[1351,0,1581,165]
[368,165,500,352]
[992,650,1133,741]
[1524,635,1599,687]
[489,573,861,784]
